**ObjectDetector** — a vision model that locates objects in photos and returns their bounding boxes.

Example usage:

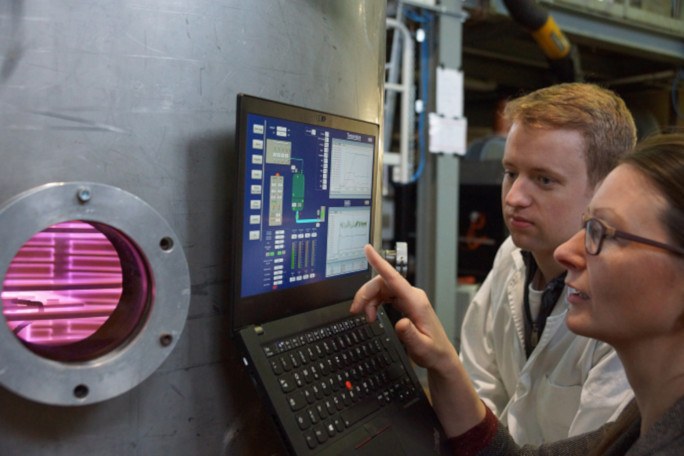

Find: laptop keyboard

[261,314,420,451]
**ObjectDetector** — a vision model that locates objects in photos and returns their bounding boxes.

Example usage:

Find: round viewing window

[1,220,151,362]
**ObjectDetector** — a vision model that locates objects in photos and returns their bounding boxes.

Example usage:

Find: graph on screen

[329,139,373,199]
[325,206,370,277]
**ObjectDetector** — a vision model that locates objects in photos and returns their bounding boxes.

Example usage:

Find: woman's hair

[622,132,684,250]
[589,132,684,455]
[503,83,637,187]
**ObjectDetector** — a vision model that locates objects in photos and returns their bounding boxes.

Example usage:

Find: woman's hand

[350,244,487,437]
[350,245,459,375]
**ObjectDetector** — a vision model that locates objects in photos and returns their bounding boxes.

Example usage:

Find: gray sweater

[480,396,684,455]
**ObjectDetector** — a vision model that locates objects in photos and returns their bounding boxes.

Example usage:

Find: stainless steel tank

[0,1,386,454]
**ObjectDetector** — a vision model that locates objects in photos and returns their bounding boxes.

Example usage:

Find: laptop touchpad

[345,418,408,456]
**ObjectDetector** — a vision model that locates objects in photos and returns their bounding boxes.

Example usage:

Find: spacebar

[341,399,382,427]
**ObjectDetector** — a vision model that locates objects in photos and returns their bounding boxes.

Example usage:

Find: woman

[350,133,684,454]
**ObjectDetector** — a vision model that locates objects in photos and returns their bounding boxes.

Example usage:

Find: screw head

[77,187,91,203]
[159,334,173,347]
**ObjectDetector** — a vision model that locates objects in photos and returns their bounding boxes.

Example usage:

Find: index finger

[363,244,415,314]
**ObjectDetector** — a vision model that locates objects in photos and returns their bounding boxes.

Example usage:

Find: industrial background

[0,0,682,454]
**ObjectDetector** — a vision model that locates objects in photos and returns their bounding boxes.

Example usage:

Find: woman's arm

[350,244,486,437]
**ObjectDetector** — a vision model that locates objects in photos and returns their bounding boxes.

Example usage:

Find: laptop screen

[231,94,380,330]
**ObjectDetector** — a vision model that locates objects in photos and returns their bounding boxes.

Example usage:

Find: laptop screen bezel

[230,94,380,332]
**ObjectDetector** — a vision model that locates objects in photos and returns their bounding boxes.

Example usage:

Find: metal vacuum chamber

[0,1,386,454]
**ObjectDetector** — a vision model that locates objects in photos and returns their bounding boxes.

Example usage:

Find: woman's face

[554,164,684,347]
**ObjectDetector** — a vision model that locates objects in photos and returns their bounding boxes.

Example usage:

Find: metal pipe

[386,17,415,184]
[606,70,676,87]
[384,3,404,149]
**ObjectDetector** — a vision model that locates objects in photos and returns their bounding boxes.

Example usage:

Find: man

[459,83,637,445]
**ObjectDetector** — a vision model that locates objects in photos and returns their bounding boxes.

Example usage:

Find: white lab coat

[460,237,634,445]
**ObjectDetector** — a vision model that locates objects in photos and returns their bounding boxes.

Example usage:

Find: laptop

[230,94,449,455]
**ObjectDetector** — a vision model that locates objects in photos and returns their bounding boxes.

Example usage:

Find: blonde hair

[504,83,637,187]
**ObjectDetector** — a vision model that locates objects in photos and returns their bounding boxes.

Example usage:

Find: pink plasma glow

[1,221,123,346]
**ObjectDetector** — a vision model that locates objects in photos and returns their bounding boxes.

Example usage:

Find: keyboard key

[319,380,330,396]
[325,399,336,415]
[279,373,295,393]
[293,371,303,387]
[333,395,343,411]
[316,403,327,419]
[325,420,336,437]
[295,411,311,430]
[307,408,319,425]
[303,387,315,404]
[317,360,328,376]
[289,353,300,368]
[333,417,345,432]
[287,391,307,411]
[312,384,323,399]
[314,424,328,444]
[386,344,400,362]
[270,359,283,375]
[302,367,312,384]
[304,431,317,449]
[387,363,404,380]
[310,364,320,380]
[281,356,292,372]
[297,350,307,365]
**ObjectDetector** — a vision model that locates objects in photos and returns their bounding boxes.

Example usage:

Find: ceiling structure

[460,0,684,132]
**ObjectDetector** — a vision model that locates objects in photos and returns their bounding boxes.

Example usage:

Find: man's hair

[503,83,637,187]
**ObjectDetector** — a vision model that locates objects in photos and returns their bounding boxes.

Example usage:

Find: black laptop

[230,94,449,455]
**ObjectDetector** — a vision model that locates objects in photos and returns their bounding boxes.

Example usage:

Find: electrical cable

[402,8,434,183]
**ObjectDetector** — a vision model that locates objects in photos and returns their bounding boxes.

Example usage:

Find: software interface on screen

[240,112,375,298]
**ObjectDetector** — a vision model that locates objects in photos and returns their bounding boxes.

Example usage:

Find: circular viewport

[1,220,152,362]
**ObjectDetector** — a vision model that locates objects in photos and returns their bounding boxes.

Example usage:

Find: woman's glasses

[582,214,684,257]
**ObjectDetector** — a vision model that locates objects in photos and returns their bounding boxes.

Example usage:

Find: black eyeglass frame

[582,214,684,257]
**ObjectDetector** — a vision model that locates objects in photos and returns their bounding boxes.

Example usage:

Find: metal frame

[415,0,464,344]
[0,182,190,406]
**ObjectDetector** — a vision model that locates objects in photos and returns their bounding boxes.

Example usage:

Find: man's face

[501,123,594,259]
